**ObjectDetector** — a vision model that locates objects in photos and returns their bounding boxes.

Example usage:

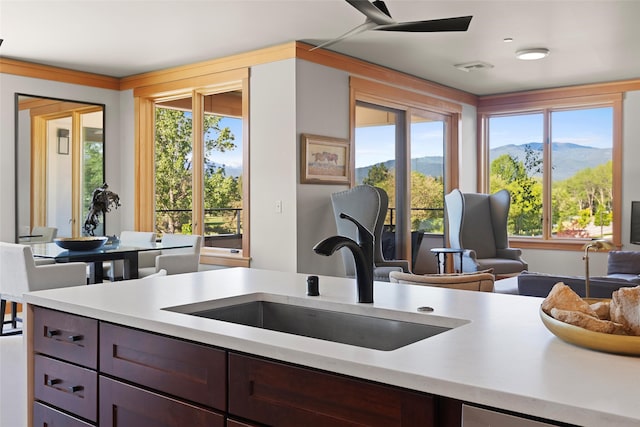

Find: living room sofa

[517,251,640,298]
[517,271,637,298]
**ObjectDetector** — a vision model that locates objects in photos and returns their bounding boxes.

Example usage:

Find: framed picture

[301,134,350,184]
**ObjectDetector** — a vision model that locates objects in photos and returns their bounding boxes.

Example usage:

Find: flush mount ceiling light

[516,48,550,60]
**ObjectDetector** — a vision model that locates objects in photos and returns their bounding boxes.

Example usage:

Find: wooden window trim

[478,92,623,251]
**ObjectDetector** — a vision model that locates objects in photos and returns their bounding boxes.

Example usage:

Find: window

[478,93,622,249]
[351,78,460,265]
[135,68,250,266]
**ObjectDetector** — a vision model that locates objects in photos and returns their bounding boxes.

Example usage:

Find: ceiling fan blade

[346,0,395,25]
[375,16,473,32]
[310,21,378,51]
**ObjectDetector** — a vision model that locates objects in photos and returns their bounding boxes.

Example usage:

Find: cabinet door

[33,402,93,427]
[100,322,226,410]
[34,355,98,422]
[227,419,259,427]
[100,376,224,427]
[228,353,435,427]
[33,306,98,369]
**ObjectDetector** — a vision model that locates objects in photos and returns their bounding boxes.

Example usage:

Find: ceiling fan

[311,0,472,50]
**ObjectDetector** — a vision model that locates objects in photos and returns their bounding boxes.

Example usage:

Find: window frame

[477,92,623,250]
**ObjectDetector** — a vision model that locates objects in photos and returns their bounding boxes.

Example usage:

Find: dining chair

[0,242,87,335]
[142,269,168,279]
[105,231,157,281]
[138,234,203,278]
[18,226,58,243]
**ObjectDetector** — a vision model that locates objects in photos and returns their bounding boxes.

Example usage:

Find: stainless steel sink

[165,294,467,351]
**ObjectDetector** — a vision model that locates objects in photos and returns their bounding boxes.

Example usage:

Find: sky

[355,120,444,168]
[206,116,243,168]
[488,107,613,149]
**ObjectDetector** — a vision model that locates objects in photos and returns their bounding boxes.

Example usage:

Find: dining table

[30,241,191,284]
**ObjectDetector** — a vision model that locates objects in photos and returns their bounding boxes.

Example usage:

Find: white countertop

[24,267,640,426]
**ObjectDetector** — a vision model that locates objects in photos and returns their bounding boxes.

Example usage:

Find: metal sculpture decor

[83,183,121,236]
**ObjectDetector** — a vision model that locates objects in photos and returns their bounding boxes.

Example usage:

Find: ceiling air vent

[454,61,494,72]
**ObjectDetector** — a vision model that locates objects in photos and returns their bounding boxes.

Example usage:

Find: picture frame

[301,134,350,184]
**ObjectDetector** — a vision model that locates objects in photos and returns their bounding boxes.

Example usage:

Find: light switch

[275,200,282,213]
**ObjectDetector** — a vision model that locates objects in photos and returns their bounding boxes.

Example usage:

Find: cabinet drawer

[229,353,435,427]
[33,306,98,369]
[100,322,226,410]
[100,376,224,427]
[34,354,97,422]
[33,401,93,427]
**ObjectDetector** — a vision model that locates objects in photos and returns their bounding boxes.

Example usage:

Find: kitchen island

[24,267,640,426]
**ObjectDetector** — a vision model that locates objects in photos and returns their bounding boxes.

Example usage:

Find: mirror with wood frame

[15,94,105,242]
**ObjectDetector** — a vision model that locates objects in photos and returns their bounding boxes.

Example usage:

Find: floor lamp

[582,239,613,298]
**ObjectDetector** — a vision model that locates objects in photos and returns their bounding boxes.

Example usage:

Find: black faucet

[313,212,374,303]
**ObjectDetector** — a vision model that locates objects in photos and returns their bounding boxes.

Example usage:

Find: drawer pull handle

[46,329,60,338]
[46,378,61,386]
[67,334,83,342]
[68,385,84,393]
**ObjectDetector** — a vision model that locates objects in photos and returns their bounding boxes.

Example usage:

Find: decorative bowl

[540,306,640,356]
[54,236,108,251]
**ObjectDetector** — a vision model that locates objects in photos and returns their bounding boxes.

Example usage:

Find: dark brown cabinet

[30,306,462,426]
[99,376,224,427]
[100,322,226,410]
[229,353,436,426]
[34,354,98,421]
[33,401,93,427]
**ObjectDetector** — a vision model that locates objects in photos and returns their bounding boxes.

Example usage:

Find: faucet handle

[339,212,373,244]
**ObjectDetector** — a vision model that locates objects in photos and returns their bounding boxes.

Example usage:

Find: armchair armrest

[496,248,523,260]
[138,250,161,268]
[156,253,199,275]
[30,262,87,291]
[376,259,410,273]
[463,249,477,260]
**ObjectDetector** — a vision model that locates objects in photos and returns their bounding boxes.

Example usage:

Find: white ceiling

[1,0,639,96]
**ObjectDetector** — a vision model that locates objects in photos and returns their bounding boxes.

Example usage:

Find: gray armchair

[444,189,527,275]
[331,185,410,282]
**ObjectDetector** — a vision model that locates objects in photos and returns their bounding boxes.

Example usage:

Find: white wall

[295,60,351,277]
[0,73,122,243]
[117,89,136,232]
[248,60,299,272]
[458,103,478,192]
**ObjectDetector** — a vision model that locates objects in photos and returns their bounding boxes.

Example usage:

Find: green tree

[363,163,390,186]
[82,141,105,234]
[410,172,443,232]
[552,160,612,237]
[490,149,543,236]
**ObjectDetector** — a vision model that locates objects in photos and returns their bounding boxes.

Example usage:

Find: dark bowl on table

[54,236,108,251]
